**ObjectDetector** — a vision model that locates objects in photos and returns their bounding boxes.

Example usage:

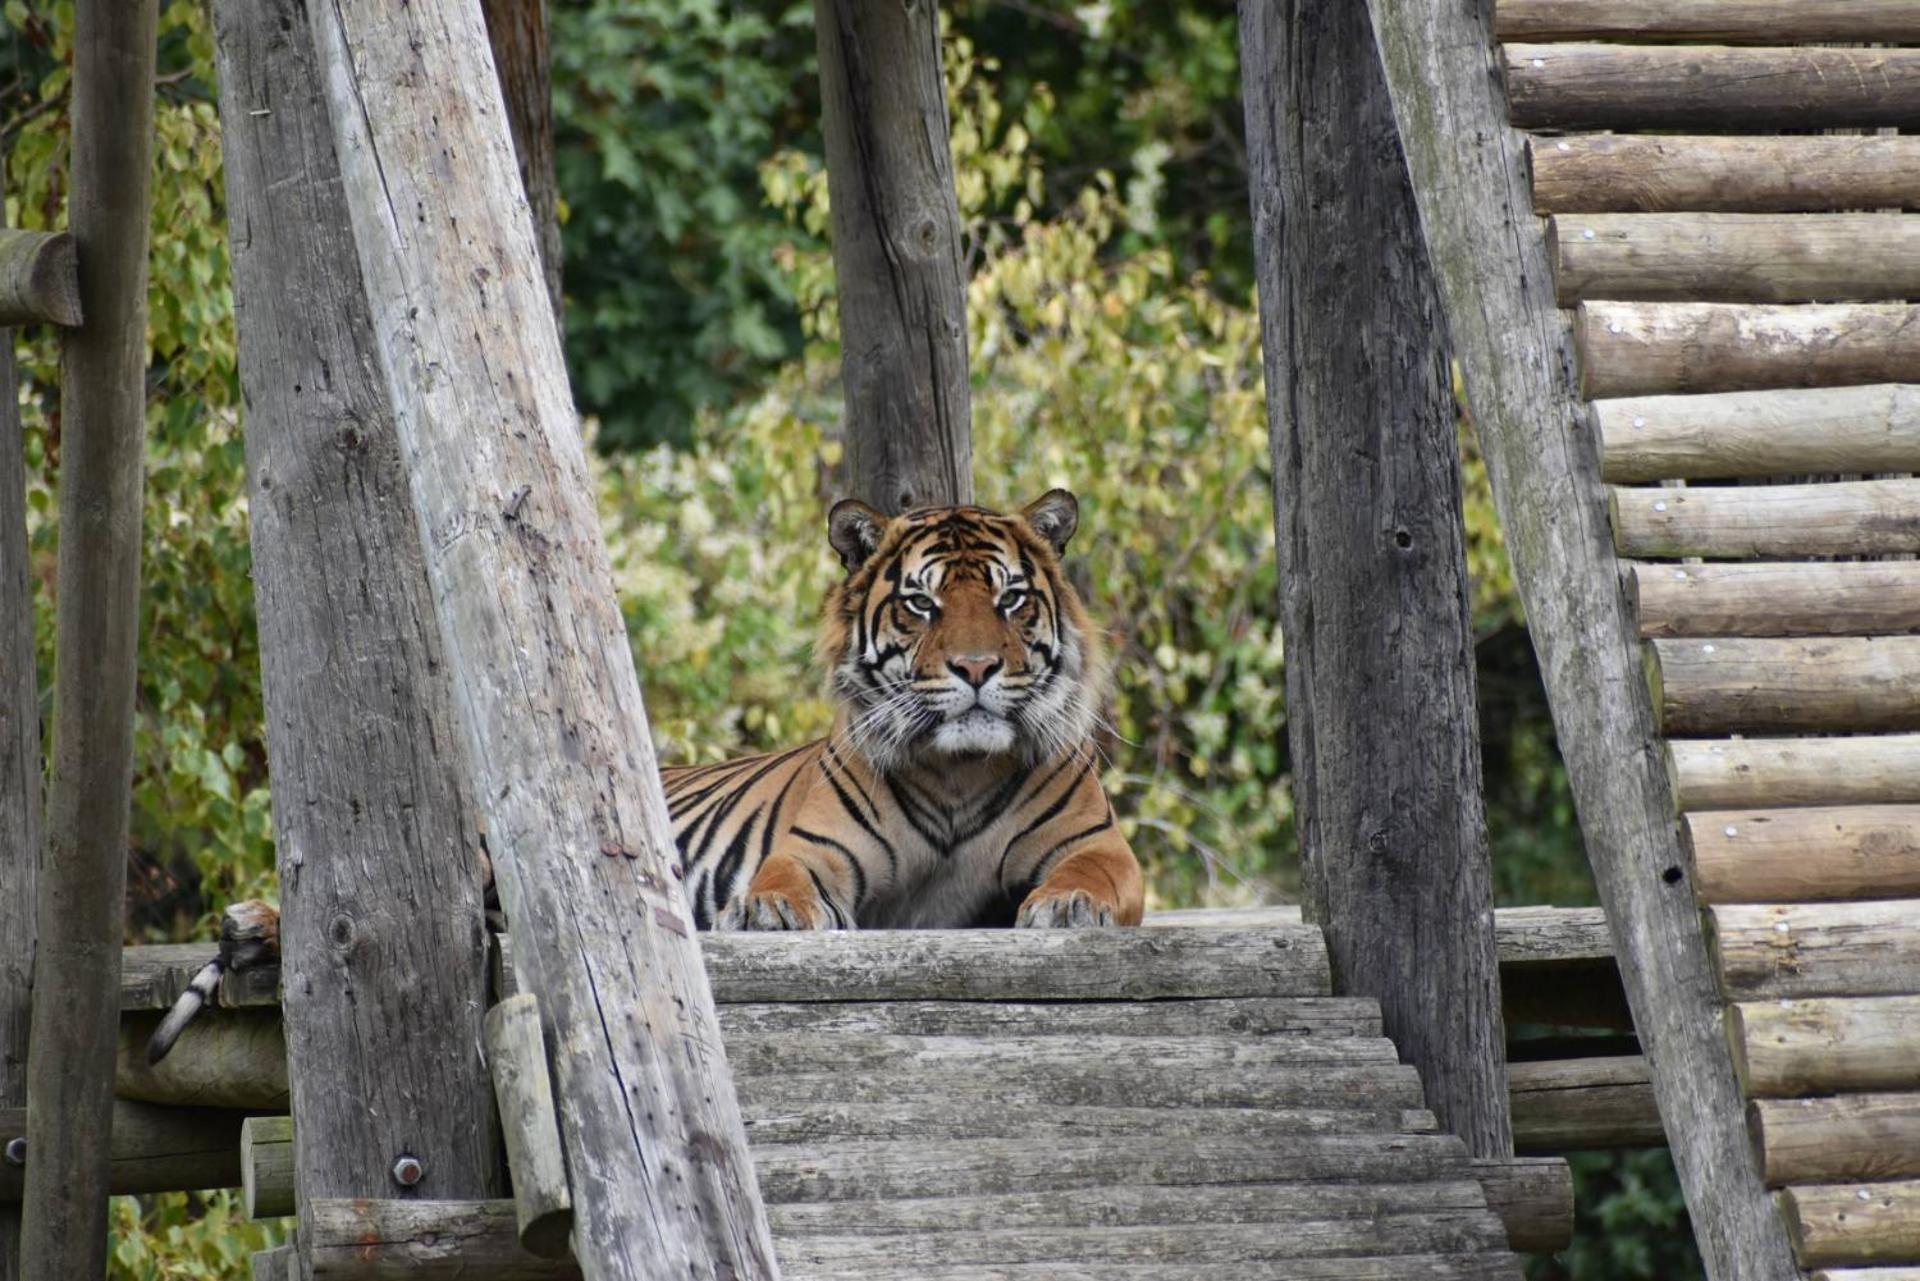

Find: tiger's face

[820,490,1105,773]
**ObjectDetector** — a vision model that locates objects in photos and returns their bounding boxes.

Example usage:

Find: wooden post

[304,1,778,1276]
[20,1,158,1275]
[814,0,971,512]
[211,0,505,1268]
[1363,0,1801,1276]
[1238,0,1511,1158]
[480,0,561,326]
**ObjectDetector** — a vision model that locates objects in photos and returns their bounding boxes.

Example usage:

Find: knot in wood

[327,913,358,951]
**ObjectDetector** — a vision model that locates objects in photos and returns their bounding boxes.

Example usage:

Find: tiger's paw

[716,887,846,931]
[1015,886,1118,929]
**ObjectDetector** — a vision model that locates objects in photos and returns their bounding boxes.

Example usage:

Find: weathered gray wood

[484,995,572,1258]
[1613,481,1920,560]
[720,996,1380,1039]
[212,1,508,1256]
[742,1102,1436,1145]
[1552,214,1920,306]
[0,231,79,328]
[1630,563,1920,639]
[480,0,560,327]
[119,943,279,1011]
[1240,0,1510,1160]
[1731,996,1920,1098]
[1598,385,1920,484]
[117,1010,286,1109]
[1814,1270,1920,1281]
[303,0,775,1273]
[21,2,158,1274]
[1508,1056,1663,1153]
[1670,737,1920,814]
[1781,1181,1920,1269]
[1469,1158,1573,1254]
[1505,44,1920,131]
[1497,0,1920,42]
[0,321,35,1281]
[1751,1095,1920,1186]
[307,1198,577,1280]
[252,1245,297,1281]
[0,1102,246,1200]
[1579,303,1920,400]
[1529,135,1920,216]
[1686,806,1920,905]
[1649,637,1920,735]
[1711,901,1920,1000]
[1364,3,1799,1277]
[813,0,970,513]
[786,1261,1525,1281]
[726,1032,1399,1079]
[241,1116,294,1219]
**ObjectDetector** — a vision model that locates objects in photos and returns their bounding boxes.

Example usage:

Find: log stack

[1496,0,1920,1272]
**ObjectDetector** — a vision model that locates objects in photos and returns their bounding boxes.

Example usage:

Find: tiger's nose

[948,655,1002,688]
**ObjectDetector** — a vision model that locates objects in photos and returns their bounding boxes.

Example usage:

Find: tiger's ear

[1021,489,1079,554]
[828,499,888,571]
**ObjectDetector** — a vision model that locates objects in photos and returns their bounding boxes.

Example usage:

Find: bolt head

[392,1154,425,1187]
[3,1137,23,1166]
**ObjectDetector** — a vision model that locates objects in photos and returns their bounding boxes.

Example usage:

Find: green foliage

[108,1192,286,1281]
[1530,1151,1702,1281]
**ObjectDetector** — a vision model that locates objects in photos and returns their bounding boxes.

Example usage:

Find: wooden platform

[1497,1,1920,1273]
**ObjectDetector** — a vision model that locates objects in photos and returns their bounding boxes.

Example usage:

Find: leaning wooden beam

[1780,1181,1920,1270]
[0,231,79,328]
[1504,44,1920,131]
[304,0,776,1272]
[1507,1056,1662,1153]
[1551,214,1920,306]
[1578,303,1920,400]
[814,0,971,512]
[1648,636,1920,736]
[1669,737,1920,813]
[1496,0,1920,44]
[0,1102,246,1200]
[1629,563,1920,639]
[480,0,561,326]
[212,0,507,1254]
[1529,136,1920,216]
[1750,1094,1920,1187]
[1711,901,1920,1001]
[1612,480,1920,560]
[484,995,573,1258]
[1365,3,1800,1277]
[21,1,159,1275]
[1597,385,1920,483]
[1730,996,1920,1098]
[1685,806,1920,905]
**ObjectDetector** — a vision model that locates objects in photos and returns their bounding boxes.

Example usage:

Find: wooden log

[118,944,280,1011]
[241,1116,294,1219]
[484,995,572,1258]
[1508,1056,1664,1152]
[1670,737,1920,813]
[1731,996,1920,1097]
[22,2,159,1274]
[116,1010,287,1110]
[1686,806,1920,905]
[1598,386,1920,484]
[1471,1158,1574,1254]
[775,1261,1531,1281]
[1552,215,1920,307]
[479,0,560,327]
[1814,1270,1920,1281]
[739,1063,1427,1112]
[1242,0,1511,1161]
[1649,637,1920,736]
[1497,0,1920,43]
[1505,44,1920,132]
[0,231,79,328]
[212,0,508,1243]
[251,1245,296,1281]
[306,1198,577,1280]
[1365,2,1800,1274]
[725,1033,1400,1079]
[814,0,970,512]
[1530,136,1920,217]
[0,1102,247,1200]
[1630,563,1920,639]
[1710,901,1920,1000]
[1613,481,1920,560]
[719,995,1381,1040]
[305,0,775,1271]
[1781,1181,1920,1268]
[1579,302,1920,400]
[741,1102,1437,1145]
[1751,1095,1920,1186]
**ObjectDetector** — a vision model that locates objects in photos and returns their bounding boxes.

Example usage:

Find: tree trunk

[481,0,562,328]
[20,2,158,1276]
[1238,0,1512,1158]
[814,0,971,513]
[211,5,506,1272]
[304,0,778,1275]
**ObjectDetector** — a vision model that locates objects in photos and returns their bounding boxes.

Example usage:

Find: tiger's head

[819,490,1106,773]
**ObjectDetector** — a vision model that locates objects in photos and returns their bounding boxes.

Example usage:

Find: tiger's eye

[1000,590,1028,614]
[901,593,936,617]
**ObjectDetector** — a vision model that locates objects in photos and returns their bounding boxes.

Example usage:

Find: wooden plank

[1630,563,1920,639]
[0,1102,245,1201]
[1686,806,1920,905]
[304,0,775,1271]
[813,0,969,512]
[1364,2,1800,1275]
[212,0,508,1247]
[483,995,572,1258]
[724,1032,1400,1079]
[1470,1158,1574,1253]
[1649,637,1920,736]
[21,1,159,1274]
[1598,385,1920,484]
[1529,136,1920,217]
[1711,901,1920,1000]
[788,1262,1525,1281]
[1670,737,1920,813]
[737,1063,1427,1112]
[119,944,278,1011]
[1781,1181,1920,1268]
[1751,1095,1920,1185]
[1731,996,1920,1097]
[740,1102,1436,1145]
[1815,1270,1920,1281]
[306,1198,574,1280]
[1497,0,1920,43]
[1505,44,1920,131]
[719,996,1382,1040]
[1579,303,1920,400]
[1508,1056,1663,1152]
[0,231,79,328]
[1551,214,1920,307]
[1613,481,1920,560]
[240,1116,294,1219]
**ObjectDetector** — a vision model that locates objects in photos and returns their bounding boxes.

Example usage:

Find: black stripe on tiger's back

[995,756,1093,890]
[818,754,899,878]
[793,826,869,909]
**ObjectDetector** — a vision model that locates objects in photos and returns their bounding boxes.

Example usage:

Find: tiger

[147,489,1141,1062]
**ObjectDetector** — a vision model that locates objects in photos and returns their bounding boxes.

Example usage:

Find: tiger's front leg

[716,850,857,931]
[1016,835,1145,928]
